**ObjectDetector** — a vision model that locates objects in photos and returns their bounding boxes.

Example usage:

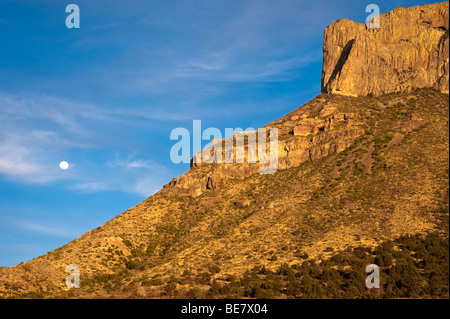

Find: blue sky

[0,0,439,266]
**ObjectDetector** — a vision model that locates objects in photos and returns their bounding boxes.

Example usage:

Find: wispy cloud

[0,93,88,184]
[72,174,165,197]
[0,213,79,239]
[112,158,157,169]
[178,52,321,82]
[16,221,76,238]
[72,155,169,197]
[0,92,172,196]
[0,130,60,183]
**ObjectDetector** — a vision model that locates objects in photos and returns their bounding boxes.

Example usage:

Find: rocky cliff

[322,1,449,96]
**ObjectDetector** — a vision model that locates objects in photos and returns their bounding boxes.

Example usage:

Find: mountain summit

[0,2,448,299]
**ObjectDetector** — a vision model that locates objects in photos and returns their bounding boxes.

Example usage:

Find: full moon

[59,161,69,170]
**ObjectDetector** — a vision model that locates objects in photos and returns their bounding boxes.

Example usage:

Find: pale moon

[59,161,69,170]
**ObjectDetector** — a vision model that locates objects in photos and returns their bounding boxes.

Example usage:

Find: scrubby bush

[164,282,177,296]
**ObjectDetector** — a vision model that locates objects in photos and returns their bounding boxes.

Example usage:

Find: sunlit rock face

[321,1,449,97]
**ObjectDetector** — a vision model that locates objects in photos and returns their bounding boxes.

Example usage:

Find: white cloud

[0,212,79,239]
[122,160,155,169]
[72,155,169,197]
[131,177,165,197]
[0,132,54,183]
[72,173,165,197]
[16,221,76,238]
[0,92,172,196]
[178,51,321,82]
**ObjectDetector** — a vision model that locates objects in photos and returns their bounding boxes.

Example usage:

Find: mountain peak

[321,1,449,97]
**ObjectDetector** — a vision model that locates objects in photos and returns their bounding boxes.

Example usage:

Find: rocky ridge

[163,100,366,197]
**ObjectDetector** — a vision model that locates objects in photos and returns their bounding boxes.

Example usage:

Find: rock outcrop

[293,124,320,136]
[322,1,449,96]
[163,97,367,197]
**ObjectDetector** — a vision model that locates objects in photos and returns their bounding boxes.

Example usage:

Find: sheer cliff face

[322,1,449,97]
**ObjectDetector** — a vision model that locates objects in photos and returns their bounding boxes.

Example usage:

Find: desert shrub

[299,274,325,299]
[285,275,302,296]
[125,259,144,270]
[186,287,203,299]
[244,279,280,299]
[196,272,212,285]
[277,263,294,277]
[164,282,177,296]
[122,239,132,248]
[387,257,422,297]
[208,264,221,274]
[258,265,271,275]
[131,248,144,257]
[153,278,164,286]
[374,250,393,268]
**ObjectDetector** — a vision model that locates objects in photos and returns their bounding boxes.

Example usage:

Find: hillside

[0,86,448,299]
